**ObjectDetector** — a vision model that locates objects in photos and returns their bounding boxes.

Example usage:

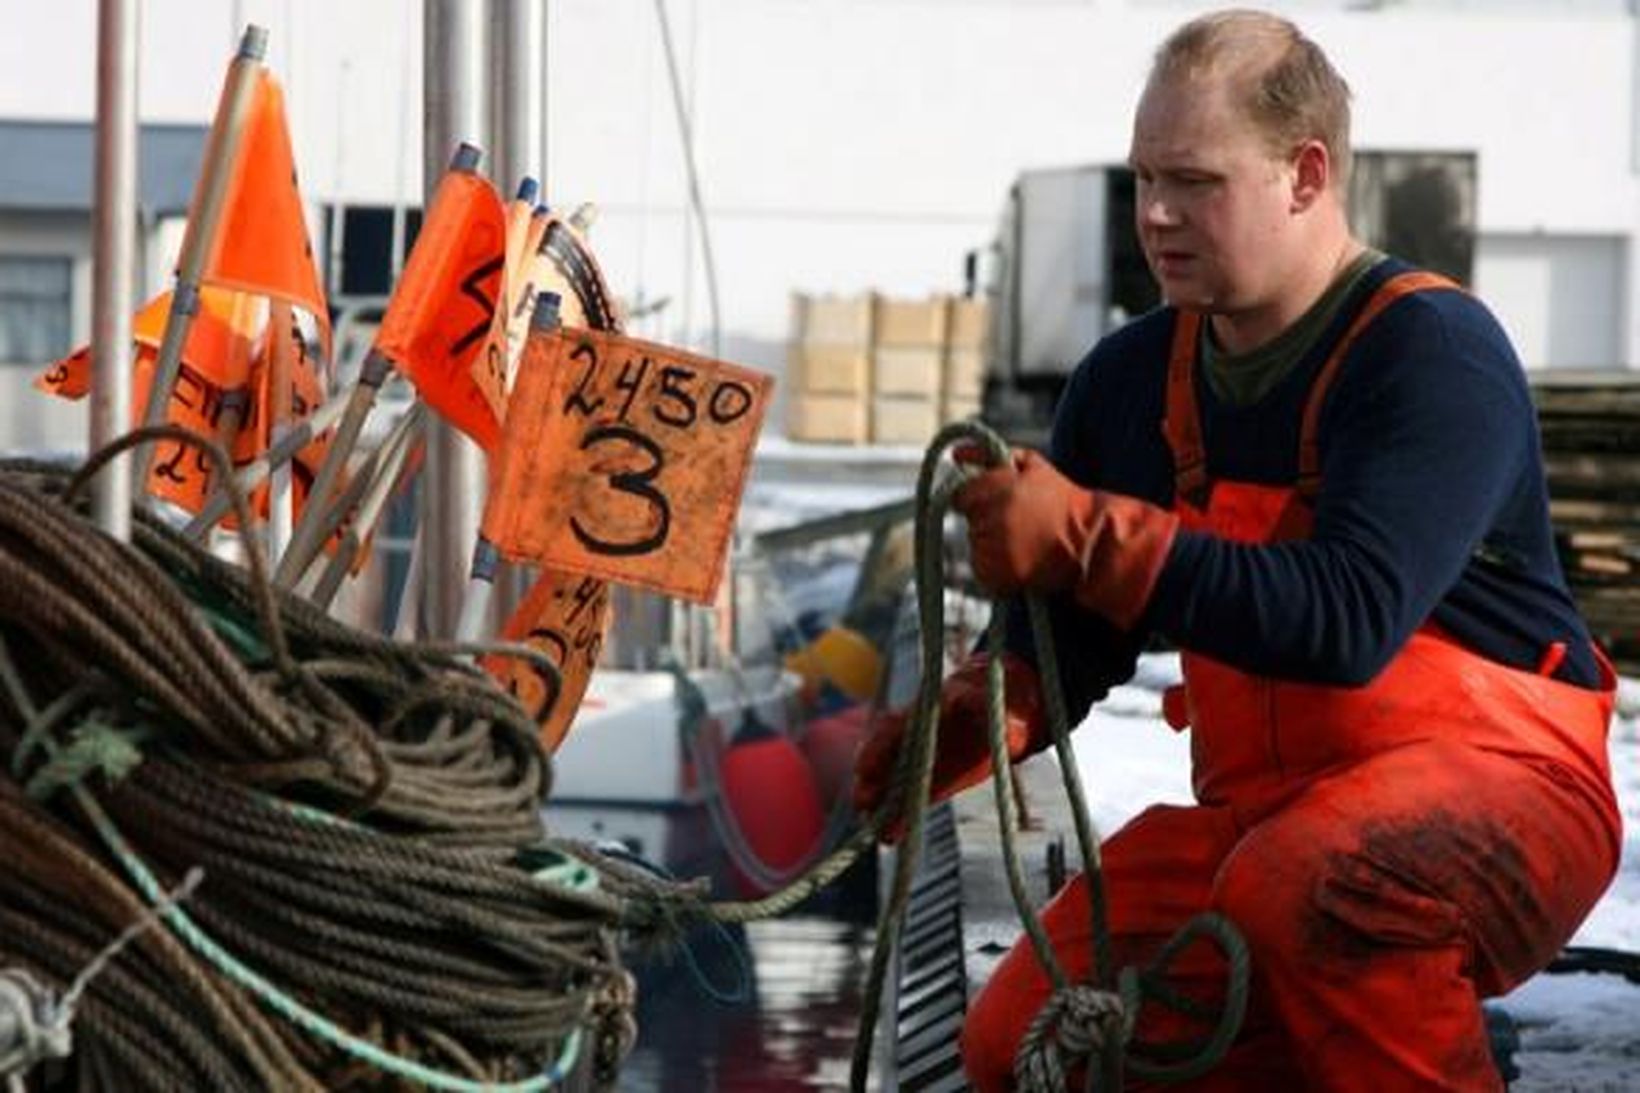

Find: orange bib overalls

[962,274,1622,1092]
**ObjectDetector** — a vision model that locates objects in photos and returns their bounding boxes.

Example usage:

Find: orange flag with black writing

[481,326,773,604]
[374,166,507,451]
[38,285,260,400]
[35,288,260,397]
[481,570,611,753]
[197,69,331,360]
[39,345,245,515]
[239,319,332,500]
[34,289,337,519]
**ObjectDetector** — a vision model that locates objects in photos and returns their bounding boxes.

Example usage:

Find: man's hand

[953,448,1180,630]
[853,653,1046,843]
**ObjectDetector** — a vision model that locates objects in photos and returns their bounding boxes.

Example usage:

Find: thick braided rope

[1015,984,1129,1093]
[853,421,1251,1092]
[0,438,644,1089]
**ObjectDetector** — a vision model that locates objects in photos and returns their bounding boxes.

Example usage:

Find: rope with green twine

[0,629,590,1093]
[0,431,633,1090]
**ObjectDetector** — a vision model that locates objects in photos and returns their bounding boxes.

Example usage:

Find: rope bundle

[0,452,650,1091]
[847,422,1251,1093]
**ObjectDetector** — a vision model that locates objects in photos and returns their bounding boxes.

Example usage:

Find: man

[854,9,1622,1091]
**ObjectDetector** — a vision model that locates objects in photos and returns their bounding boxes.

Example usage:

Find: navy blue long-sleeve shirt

[1007,257,1599,724]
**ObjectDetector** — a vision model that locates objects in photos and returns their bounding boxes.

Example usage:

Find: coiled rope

[0,429,680,1090]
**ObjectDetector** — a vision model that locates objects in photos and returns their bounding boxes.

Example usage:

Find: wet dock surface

[622,915,881,1092]
[590,750,1065,1092]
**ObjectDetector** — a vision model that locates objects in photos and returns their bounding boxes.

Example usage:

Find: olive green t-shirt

[1201,249,1385,407]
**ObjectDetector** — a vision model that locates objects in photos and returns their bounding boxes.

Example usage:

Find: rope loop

[1014,983,1127,1093]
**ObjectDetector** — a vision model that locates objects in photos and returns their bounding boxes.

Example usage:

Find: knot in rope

[0,968,73,1079]
[1014,983,1129,1092]
[23,721,146,800]
[589,967,639,1091]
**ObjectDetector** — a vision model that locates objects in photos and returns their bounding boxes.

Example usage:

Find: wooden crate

[788,392,869,444]
[790,292,873,347]
[788,344,871,396]
[943,348,986,400]
[946,296,990,349]
[872,347,943,398]
[873,295,948,348]
[941,393,982,425]
[871,396,939,445]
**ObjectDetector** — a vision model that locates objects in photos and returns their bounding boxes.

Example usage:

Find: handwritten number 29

[571,425,672,556]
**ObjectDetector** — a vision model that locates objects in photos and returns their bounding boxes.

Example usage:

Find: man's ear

[1290,139,1331,212]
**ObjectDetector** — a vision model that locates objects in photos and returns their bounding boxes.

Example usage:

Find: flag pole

[422,0,491,639]
[392,528,427,640]
[266,300,298,561]
[492,0,544,630]
[282,442,386,594]
[135,24,267,490]
[453,289,559,642]
[182,382,350,540]
[275,141,483,589]
[304,403,427,608]
[90,0,139,542]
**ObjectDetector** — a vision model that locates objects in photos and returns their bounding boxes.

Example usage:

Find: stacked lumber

[1532,371,1640,674]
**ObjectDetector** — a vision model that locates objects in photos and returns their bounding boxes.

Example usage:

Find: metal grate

[892,802,972,1092]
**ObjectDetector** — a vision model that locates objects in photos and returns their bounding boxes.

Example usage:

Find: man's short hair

[1152,9,1353,187]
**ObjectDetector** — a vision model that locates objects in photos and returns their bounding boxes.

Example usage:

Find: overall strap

[1163,310,1208,507]
[1295,270,1459,501]
[1161,269,1461,508]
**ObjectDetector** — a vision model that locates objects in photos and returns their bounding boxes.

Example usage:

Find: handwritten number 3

[571,425,672,556]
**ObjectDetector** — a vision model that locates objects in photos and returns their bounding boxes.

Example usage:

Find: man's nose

[1140,189,1181,228]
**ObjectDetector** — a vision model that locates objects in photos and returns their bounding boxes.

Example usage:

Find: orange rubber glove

[853,652,1047,843]
[953,448,1180,631]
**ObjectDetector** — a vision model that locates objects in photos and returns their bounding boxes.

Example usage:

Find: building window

[0,256,73,363]
[323,204,423,298]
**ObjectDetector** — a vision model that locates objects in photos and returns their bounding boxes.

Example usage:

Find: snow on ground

[1070,655,1640,1090]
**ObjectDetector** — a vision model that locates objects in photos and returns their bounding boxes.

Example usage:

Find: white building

[1,0,1636,450]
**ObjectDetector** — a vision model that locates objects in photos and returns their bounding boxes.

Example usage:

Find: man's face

[1128,73,1299,314]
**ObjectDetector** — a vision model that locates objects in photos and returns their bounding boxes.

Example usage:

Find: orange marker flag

[35,287,260,516]
[36,288,260,398]
[197,69,331,360]
[374,161,508,451]
[38,345,244,515]
[482,326,773,604]
[501,199,549,386]
[239,320,333,500]
[504,179,539,282]
[533,213,622,333]
[481,570,611,753]
[34,289,337,520]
